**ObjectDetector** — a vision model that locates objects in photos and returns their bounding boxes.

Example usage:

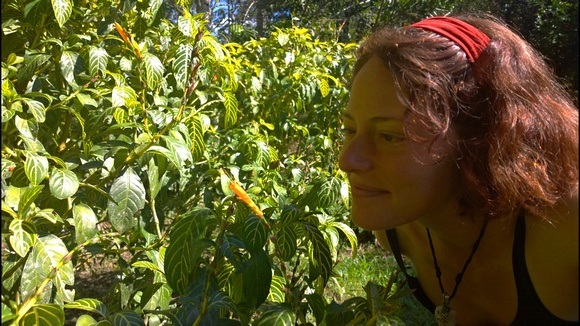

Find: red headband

[411,16,490,62]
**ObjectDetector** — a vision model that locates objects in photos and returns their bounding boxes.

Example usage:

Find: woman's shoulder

[527,189,578,248]
[526,189,578,321]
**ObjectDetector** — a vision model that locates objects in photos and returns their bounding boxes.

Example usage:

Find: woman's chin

[351,214,387,231]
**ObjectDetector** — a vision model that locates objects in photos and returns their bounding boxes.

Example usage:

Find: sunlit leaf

[20,303,65,326]
[327,221,358,257]
[18,185,44,217]
[72,204,98,244]
[89,47,108,77]
[161,134,192,169]
[49,168,79,200]
[107,167,146,233]
[51,0,72,28]
[111,86,138,108]
[188,114,205,161]
[173,44,193,91]
[318,78,330,97]
[74,314,98,326]
[15,115,38,139]
[64,298,110,317]
[20,97,46,123]
[8,219,36,257]
[177,16,193,37]
[267,274,285,303]
[222,90,237,128]
[142,53,164,89]
[20,234,72,304]
[24,152,48,185]
[60,50,81,88]
[254,305,296,325]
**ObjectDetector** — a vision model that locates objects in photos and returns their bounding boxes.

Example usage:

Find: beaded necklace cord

[426,220,489,325]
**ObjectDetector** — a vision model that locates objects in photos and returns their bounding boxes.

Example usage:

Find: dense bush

[1,0,413,325]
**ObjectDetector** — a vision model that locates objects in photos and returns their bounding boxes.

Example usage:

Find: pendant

[434,294,456,326]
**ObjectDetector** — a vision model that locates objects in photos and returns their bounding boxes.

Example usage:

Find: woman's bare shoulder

[526,190,578,320]
[529,190,578,246]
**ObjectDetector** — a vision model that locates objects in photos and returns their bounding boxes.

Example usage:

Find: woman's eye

[341,127,356,136]
[379,133,404,142]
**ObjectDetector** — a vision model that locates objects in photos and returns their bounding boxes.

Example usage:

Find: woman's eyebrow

[342,112,402,123]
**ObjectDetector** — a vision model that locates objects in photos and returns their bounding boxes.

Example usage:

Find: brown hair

[353,14,578,220]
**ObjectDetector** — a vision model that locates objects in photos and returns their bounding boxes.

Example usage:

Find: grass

[326,241,436,325]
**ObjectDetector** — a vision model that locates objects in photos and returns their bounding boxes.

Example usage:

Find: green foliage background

[2,0,576,325]
[1,0,416,325]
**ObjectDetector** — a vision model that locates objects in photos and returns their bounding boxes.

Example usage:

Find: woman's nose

[338,136,372,172]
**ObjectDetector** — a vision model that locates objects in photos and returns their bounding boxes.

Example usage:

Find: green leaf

[20,234,73,304]
[139,282,170,311]
[142,53,164,90]
[72,204,98,244]
[111,86,138,108]
[17,52,51,85]
[20,303,65,326]
[173,44,193,91]
[161,134,192,169]
[89,47,108,77]
[242,216,268,252]
[75,314,98,326]
[277,32,290,46]
[131,261,163,274]
[255,306,296,326]
[108,311,144,326]
[76,93,98,107]
[107,167,146,233]
[254,140,271,168]
[49,168,79,200]
[177,16,193,37]
[222,90,238,128]
[318,78,330,97]
[8,219,36,257]
[327,221,358,257]
[302,222,332,286]
[20,97,46,123]
[276,226,297,261]
[206,290,238,315]
[15,116,38,139]
[317,177,340,208]
[164,208,214,294]
[306,293,326,325]
[242,248,272,309]
[267,274,285,303]
[18,185,44,217]
[280,205,302,227]
[64,298,110,317]
[188,114,205,161]
[51,0,72,28]
[60,50,81,88]
[24,152,48,185]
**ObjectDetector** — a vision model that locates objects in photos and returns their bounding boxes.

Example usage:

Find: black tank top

[385,213,577,325]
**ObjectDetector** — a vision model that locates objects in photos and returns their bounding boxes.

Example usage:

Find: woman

[338,14,578,325]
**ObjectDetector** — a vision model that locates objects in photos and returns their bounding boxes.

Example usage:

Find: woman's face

[338,56,461,230]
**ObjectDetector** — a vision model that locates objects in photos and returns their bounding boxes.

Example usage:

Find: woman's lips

[350,184,389,197]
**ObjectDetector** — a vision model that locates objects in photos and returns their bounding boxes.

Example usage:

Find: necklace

[427,220,488,326]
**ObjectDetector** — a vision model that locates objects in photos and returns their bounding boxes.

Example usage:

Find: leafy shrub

[1,0,412,324]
